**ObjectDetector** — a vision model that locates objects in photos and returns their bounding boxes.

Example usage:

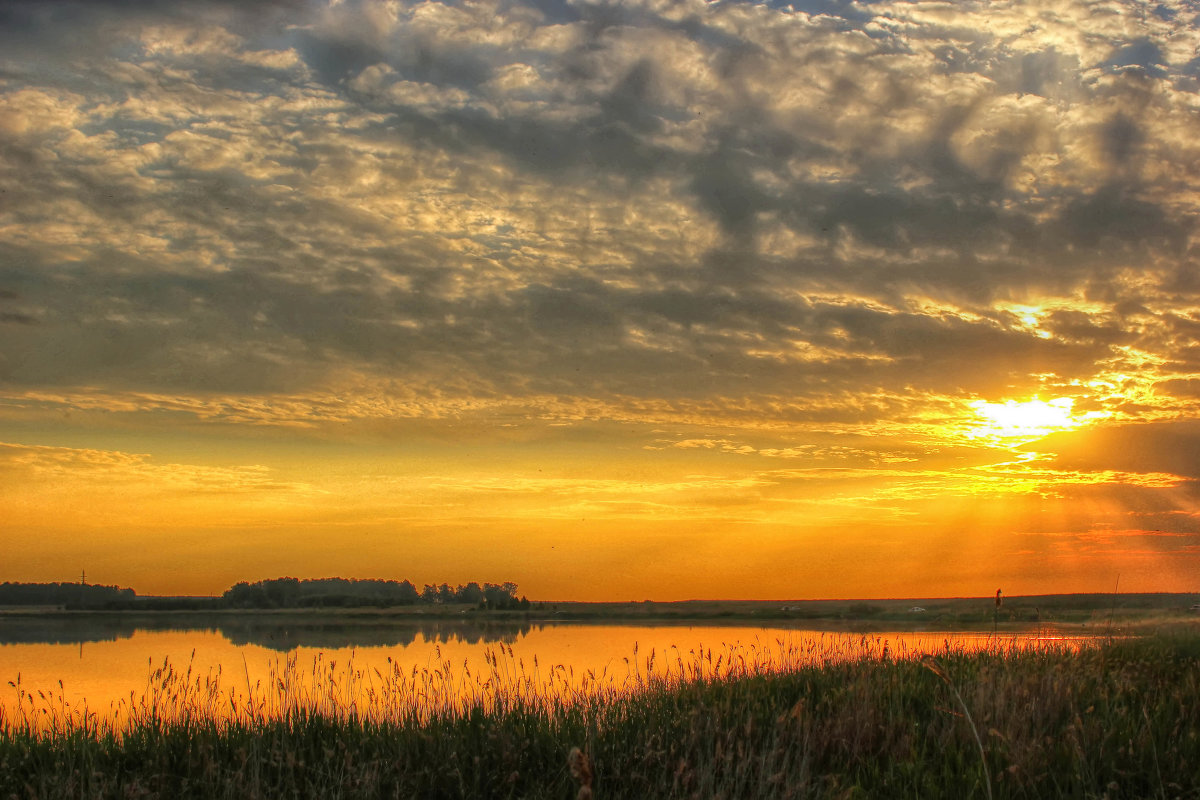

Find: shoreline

[3,592,1197,628]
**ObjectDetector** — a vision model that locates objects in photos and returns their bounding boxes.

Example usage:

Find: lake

[0,616,1086,731]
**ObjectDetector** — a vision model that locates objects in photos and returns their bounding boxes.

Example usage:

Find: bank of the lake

[2,630,1198,799]
[6,590,1198,629]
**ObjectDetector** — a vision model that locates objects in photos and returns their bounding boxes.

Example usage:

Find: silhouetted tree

[0,582,134,607]
[457,582,484,605]
[222,577,432,608]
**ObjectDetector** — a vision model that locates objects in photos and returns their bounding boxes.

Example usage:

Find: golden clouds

[0,441,319,496]
[2,0,1199,595]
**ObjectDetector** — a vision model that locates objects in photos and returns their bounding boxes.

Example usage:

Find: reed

[2,632,1197,798]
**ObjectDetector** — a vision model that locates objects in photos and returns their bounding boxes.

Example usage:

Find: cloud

[0,312,37,325]
[1022,422,1200,482]
[0,441,320,494]
[0,0,1197,453]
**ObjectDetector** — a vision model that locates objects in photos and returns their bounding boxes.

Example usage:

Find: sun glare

[968,397,1081,442]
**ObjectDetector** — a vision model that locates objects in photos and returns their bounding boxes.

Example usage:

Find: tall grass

[2,632,1198,798]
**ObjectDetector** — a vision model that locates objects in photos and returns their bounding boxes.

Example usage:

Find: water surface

[0,618,1086,729]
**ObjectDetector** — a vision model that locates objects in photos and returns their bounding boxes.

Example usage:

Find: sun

[968,397,1081,442]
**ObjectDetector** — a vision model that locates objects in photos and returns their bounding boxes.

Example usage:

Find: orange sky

[1,0,1199,599]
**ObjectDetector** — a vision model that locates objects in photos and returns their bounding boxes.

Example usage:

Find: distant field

[544,593,1200,627]
[5,592,1199,629]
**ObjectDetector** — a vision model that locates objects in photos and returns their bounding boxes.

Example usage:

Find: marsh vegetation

[2,630,1197,798]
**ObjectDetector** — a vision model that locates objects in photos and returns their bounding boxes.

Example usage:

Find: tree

[457,582,484,605]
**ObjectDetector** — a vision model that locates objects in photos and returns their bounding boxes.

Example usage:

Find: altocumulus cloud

[0,0,1197,441]
[0,441,319,495]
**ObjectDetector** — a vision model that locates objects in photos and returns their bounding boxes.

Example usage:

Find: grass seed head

[568,745,593,791]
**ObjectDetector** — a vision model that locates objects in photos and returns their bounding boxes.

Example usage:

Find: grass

[2,631,1198,798]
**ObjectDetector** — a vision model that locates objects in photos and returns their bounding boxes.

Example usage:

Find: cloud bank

[2,0,1198,595]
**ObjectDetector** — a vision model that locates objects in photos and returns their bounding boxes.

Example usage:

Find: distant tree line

[0,578,530,611]
[0,582,135,608]
[222,578,529,610]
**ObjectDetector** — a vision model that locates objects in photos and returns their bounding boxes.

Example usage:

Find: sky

[1,0,1199,600]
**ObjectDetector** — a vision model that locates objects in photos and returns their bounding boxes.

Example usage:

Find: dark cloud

[1100,113,1143,165]
[0,0,303,25]
[1158,379,1200,399]
[1101,39,1168,78]
[691,139,774,238]
[0,0,1196,430]
[1055,184,1184,250]
[1040,311,1134,346]
[1016,49,1078,98]
[1024,422,1200,481]
[598,59,660,134]
[0,313,37,325]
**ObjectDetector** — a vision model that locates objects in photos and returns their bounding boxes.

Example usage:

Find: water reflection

[218,619,535,650]
[0,620,1091,733]
[0,615,537,650]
